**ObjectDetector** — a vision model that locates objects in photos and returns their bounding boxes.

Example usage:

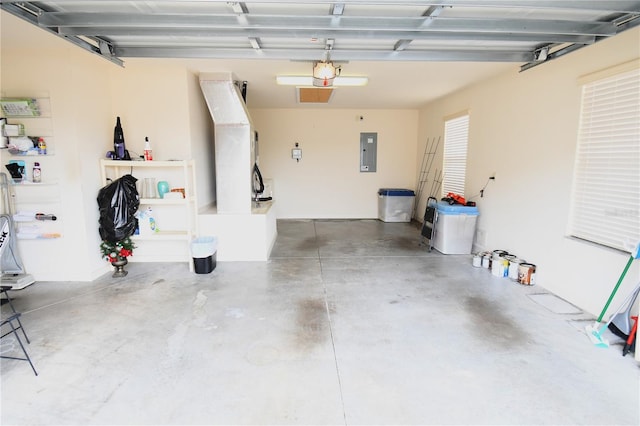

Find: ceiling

[1,1,639,109]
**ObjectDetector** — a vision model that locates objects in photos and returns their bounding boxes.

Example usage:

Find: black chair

[1,286,29,343]
[1,286,37,376]
[1,313,38,375]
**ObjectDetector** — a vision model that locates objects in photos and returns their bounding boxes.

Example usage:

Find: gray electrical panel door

[360,132,377,172]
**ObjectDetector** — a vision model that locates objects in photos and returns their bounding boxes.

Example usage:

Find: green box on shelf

[0,98,40,117]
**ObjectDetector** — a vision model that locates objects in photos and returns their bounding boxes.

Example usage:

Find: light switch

[292,148,302,161]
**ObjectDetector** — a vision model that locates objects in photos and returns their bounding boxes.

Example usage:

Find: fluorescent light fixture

[333,76,368,86]
[276,76,368,86]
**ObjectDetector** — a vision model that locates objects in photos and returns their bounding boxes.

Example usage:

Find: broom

[607,282,640,340]
[586,242,640,348]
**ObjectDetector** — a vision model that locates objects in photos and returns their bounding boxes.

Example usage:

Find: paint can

[508,258,525,281]
[491,251,508,277]
[472,254,482,267]
[494,259,509,277]
[482,253,491,268]
[501,259,509,277]
[517,263,536,285]
[503,255,516,279]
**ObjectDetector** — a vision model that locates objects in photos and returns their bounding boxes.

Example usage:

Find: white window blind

[569,67,640,251]
[442,114,469,197]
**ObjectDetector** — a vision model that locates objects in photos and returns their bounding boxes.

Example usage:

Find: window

[569,64,640,251]
[442,113,469,197]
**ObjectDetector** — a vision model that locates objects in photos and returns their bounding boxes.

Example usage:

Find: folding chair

[1,313,37,376]
[1,286,29,343]
[1,286,37,376]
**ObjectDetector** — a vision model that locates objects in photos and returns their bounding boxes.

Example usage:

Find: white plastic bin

[433,202,479,254]
[378,188,415,223]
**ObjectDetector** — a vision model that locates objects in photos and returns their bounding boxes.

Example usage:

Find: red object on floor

[622,316,638,357]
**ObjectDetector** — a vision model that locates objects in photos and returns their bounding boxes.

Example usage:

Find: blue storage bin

[378,188,415,222]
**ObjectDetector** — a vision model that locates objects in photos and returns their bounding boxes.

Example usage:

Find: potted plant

[100,236,135,277]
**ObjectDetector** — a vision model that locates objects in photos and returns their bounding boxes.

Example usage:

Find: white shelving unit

[100,159,198,270]
[1,95,62,239]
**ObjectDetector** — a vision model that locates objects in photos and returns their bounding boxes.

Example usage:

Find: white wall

[417,28,640,316]
[1,31,114,280]
[1,16,217,280]
[107,61,192,161]
[186,69,216,210]
[250,108,419,219]
[108,61,216,210]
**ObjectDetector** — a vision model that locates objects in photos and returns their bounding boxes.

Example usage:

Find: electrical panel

[360,132,377,172]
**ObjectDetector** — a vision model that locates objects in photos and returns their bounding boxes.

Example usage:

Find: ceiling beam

[394,5,445,52]
[114,46,533,62]
[2,1,639,13]
[2,0,637,68]
[55,26,597,45]
[520,13,640,72]
[36,13,619,38]
[0,3,124,67]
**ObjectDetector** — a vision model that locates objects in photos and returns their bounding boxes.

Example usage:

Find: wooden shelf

[101,159,190,168]
[131,230,189,241]
[139,197,187,205]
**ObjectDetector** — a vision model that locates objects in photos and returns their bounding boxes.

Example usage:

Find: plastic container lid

[436,201,479,215]
[378,188,415,196]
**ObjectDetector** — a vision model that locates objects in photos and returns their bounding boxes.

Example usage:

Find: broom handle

[597,255,634,323]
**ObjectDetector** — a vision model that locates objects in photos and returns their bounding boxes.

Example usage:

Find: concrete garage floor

[1,219,638,425]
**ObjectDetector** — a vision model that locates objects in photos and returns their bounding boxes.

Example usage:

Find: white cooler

[433,201,479,254]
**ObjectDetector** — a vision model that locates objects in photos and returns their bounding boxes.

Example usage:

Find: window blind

[569,67,640,251]
[442,114,469,197]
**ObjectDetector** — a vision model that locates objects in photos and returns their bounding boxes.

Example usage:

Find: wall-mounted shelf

[4,150,54,157]
[138,197,189,205]
[0,98,42,117]
[17,232,62,240]
[9,179,59,186]
[1,97,54,155]
[1,95,62,242]
[132,230,189,241]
